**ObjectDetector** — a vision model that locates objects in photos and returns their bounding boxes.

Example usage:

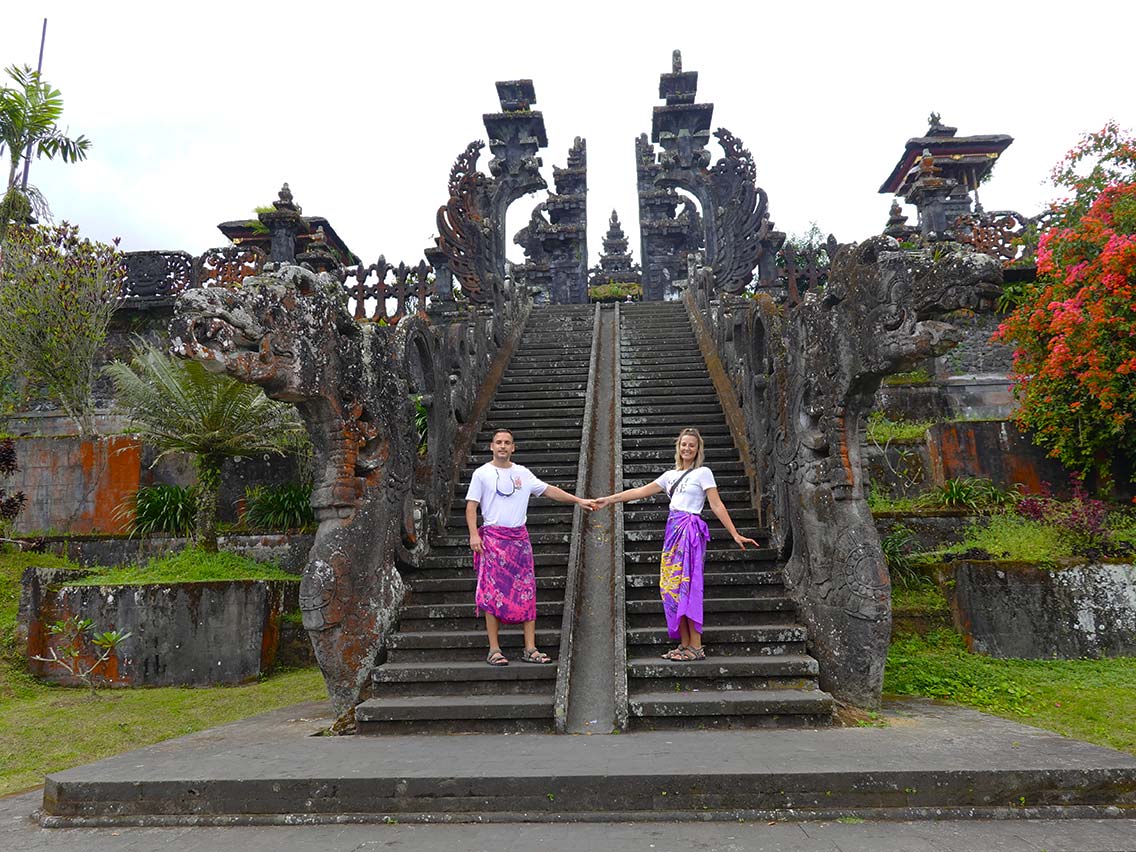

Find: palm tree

[0,64,91,237]
[105,340,303,552]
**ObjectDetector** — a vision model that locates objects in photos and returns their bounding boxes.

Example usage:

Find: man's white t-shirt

[465,462,549,528]
[652,466,717,514]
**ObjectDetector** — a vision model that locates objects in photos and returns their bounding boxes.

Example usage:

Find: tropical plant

[245,483,315,532]
[995,123,1136,483]
[118,484,199,537]
[0,64,91,237]
[30,615,131,697]
[412,394,428,457]
[0,223,123,437]
[880,525,923,588]
[105,340,302,552]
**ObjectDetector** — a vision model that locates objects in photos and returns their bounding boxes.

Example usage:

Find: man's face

[490,432,515,463]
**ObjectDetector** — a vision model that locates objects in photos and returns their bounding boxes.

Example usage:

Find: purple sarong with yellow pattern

[474,524,536,624]
[659,509,710,639]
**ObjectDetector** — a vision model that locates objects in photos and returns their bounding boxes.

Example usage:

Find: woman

[596,427,757,661]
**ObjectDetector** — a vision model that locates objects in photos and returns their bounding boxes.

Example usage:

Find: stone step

[410,577,567,605]
[373,660,558,686]
[624,547,776,564]
[627,688,835,727]
[622,413,727,427]
[627,653,819,680]
[625,596,794,616]
[627,623,808,648]
[398,600,564,622]
[625,569,782,589]
[622,506,758,524]
[355,694,555,734]
[387,628,560,652]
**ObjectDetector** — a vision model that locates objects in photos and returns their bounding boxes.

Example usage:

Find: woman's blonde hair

[673,427,705,470]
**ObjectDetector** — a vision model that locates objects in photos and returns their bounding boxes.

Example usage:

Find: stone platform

[34,698,1136,827]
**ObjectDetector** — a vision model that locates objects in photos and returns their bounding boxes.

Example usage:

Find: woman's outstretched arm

[595,481,664,508]
[705,487,759,549]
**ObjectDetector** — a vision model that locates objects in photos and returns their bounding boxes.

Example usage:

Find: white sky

[3,1,1133,269]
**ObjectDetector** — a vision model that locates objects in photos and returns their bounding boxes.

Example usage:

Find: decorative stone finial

[673,50,682,73]
[273,182,301,214]
[928,111,941,127]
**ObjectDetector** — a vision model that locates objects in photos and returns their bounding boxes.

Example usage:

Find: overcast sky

[3,1,1133,270]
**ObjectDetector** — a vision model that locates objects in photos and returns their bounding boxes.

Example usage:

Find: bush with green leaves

[245,483,315,532]
[0,223,123,437]
[105,339,302,552]
[118,484,198,537]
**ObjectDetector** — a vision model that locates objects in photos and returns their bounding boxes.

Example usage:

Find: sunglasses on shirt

[495,469,519,497]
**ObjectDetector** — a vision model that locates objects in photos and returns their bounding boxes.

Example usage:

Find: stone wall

[942,560,1136,658]
[9,436,142,534]
[19,568,296,686]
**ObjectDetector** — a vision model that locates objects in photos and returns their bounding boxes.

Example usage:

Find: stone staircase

[619,302,834,728]
[356,304,595,734]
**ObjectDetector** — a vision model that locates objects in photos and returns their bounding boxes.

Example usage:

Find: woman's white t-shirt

[652,466,717,514]
[465,462,548,527]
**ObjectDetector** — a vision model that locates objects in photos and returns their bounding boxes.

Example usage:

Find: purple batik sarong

[659,509,710,639]
[474,524,536,624]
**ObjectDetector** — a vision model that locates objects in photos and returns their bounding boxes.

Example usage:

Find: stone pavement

[4,795,1136,852]
[3,697,1135,849]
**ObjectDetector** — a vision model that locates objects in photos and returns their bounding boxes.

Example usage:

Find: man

[465,428,595,666]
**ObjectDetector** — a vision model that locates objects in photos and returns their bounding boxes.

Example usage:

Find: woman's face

[678,434,699,464]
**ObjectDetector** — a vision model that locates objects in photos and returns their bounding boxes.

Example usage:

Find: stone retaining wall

[19,569,298,686]
[939,560,1136,659]
[41,533,314,573]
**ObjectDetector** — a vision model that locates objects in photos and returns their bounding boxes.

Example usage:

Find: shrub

[0,437,26,537]
[880,526,925,588]
[919,478,1023,514]
[245,483,315,532]
[119,484,198,537]
[0,223,123,437]
[995,123,1136,483]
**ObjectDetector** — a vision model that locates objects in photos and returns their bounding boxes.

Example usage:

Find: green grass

[0,666,326,795]
[881,368,933,386]
[0,546,323,796]
[886,629,1136,756]
[72,548,297,585]
[866,414,936,443]
[891,582,950,615]
[919,514,1072,565]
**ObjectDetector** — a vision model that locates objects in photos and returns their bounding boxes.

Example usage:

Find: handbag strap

[667,467,696,498]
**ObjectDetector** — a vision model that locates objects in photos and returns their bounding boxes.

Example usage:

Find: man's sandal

[486,649,509,666]
[521,647,552,664]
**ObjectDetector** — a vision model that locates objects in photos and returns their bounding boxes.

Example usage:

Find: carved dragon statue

[169,264,444,721]
[746,235,1003,706]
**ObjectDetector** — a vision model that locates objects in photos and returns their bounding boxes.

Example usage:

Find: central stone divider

[356,304,598,734]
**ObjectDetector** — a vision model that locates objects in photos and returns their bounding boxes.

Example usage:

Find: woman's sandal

[687,646,706,660]
[521,647,552,664]
[662,646,692,661]
[486,648,509,666]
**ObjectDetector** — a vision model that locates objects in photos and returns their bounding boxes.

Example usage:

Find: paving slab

[30,698,1136,827]
[5,792,1136,852]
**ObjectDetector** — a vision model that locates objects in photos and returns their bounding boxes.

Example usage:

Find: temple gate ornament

[436,81,548,305]
[648,51,783,294]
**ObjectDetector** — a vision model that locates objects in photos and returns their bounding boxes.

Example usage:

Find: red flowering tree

[996,123,1136,482]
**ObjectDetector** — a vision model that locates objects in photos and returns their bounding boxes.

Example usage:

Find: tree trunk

[195,458,222,553]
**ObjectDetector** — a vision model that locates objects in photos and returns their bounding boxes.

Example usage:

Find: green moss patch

[71,548,296,586]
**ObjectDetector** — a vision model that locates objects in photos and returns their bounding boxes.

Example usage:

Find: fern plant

[119,484,198,536]
[245,483,315,532]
